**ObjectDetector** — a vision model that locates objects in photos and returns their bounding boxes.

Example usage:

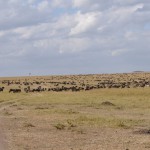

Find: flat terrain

[0,73,150,150]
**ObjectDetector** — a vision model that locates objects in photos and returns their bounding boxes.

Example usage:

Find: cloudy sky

[0,0,150,76]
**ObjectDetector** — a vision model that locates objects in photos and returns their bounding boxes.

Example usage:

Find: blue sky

[0,0,150,76]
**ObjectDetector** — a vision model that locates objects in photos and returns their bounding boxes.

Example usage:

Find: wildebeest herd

[0,73,150,93]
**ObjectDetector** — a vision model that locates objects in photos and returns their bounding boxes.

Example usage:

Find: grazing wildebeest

[0,87,4,92]
[9,89,21,93]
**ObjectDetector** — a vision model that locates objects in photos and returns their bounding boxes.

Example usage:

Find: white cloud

[37,0,49,11]
[0,0,150,75]
[108,3,144,23]
[73,0,89,7]
[111,49,128,56]
[70,11,101,35]
[59,38,92,53]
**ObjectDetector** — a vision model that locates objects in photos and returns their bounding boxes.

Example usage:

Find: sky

[0,0,150,77]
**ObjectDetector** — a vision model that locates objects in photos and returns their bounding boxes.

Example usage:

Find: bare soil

[0,98,150,150]
[0,117,8,150]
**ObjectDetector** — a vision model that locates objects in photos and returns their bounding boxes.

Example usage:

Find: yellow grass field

[0,74,150,150]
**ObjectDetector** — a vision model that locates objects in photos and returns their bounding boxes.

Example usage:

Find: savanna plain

[0,73,150,150]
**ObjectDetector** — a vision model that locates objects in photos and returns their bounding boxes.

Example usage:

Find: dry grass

[0,77,150,149]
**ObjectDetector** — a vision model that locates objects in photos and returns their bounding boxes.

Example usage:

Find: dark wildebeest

[0,87,4,92]
[9,89,21,93]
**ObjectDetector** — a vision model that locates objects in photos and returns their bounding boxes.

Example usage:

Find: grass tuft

[23,123,35,128]
[54,123,65,130]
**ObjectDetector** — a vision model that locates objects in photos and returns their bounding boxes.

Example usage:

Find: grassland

[0,87,150,150]
[0,88,150,150]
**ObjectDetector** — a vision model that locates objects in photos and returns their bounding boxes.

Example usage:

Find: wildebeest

[9,89,21,93]
[0,87,4,92]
